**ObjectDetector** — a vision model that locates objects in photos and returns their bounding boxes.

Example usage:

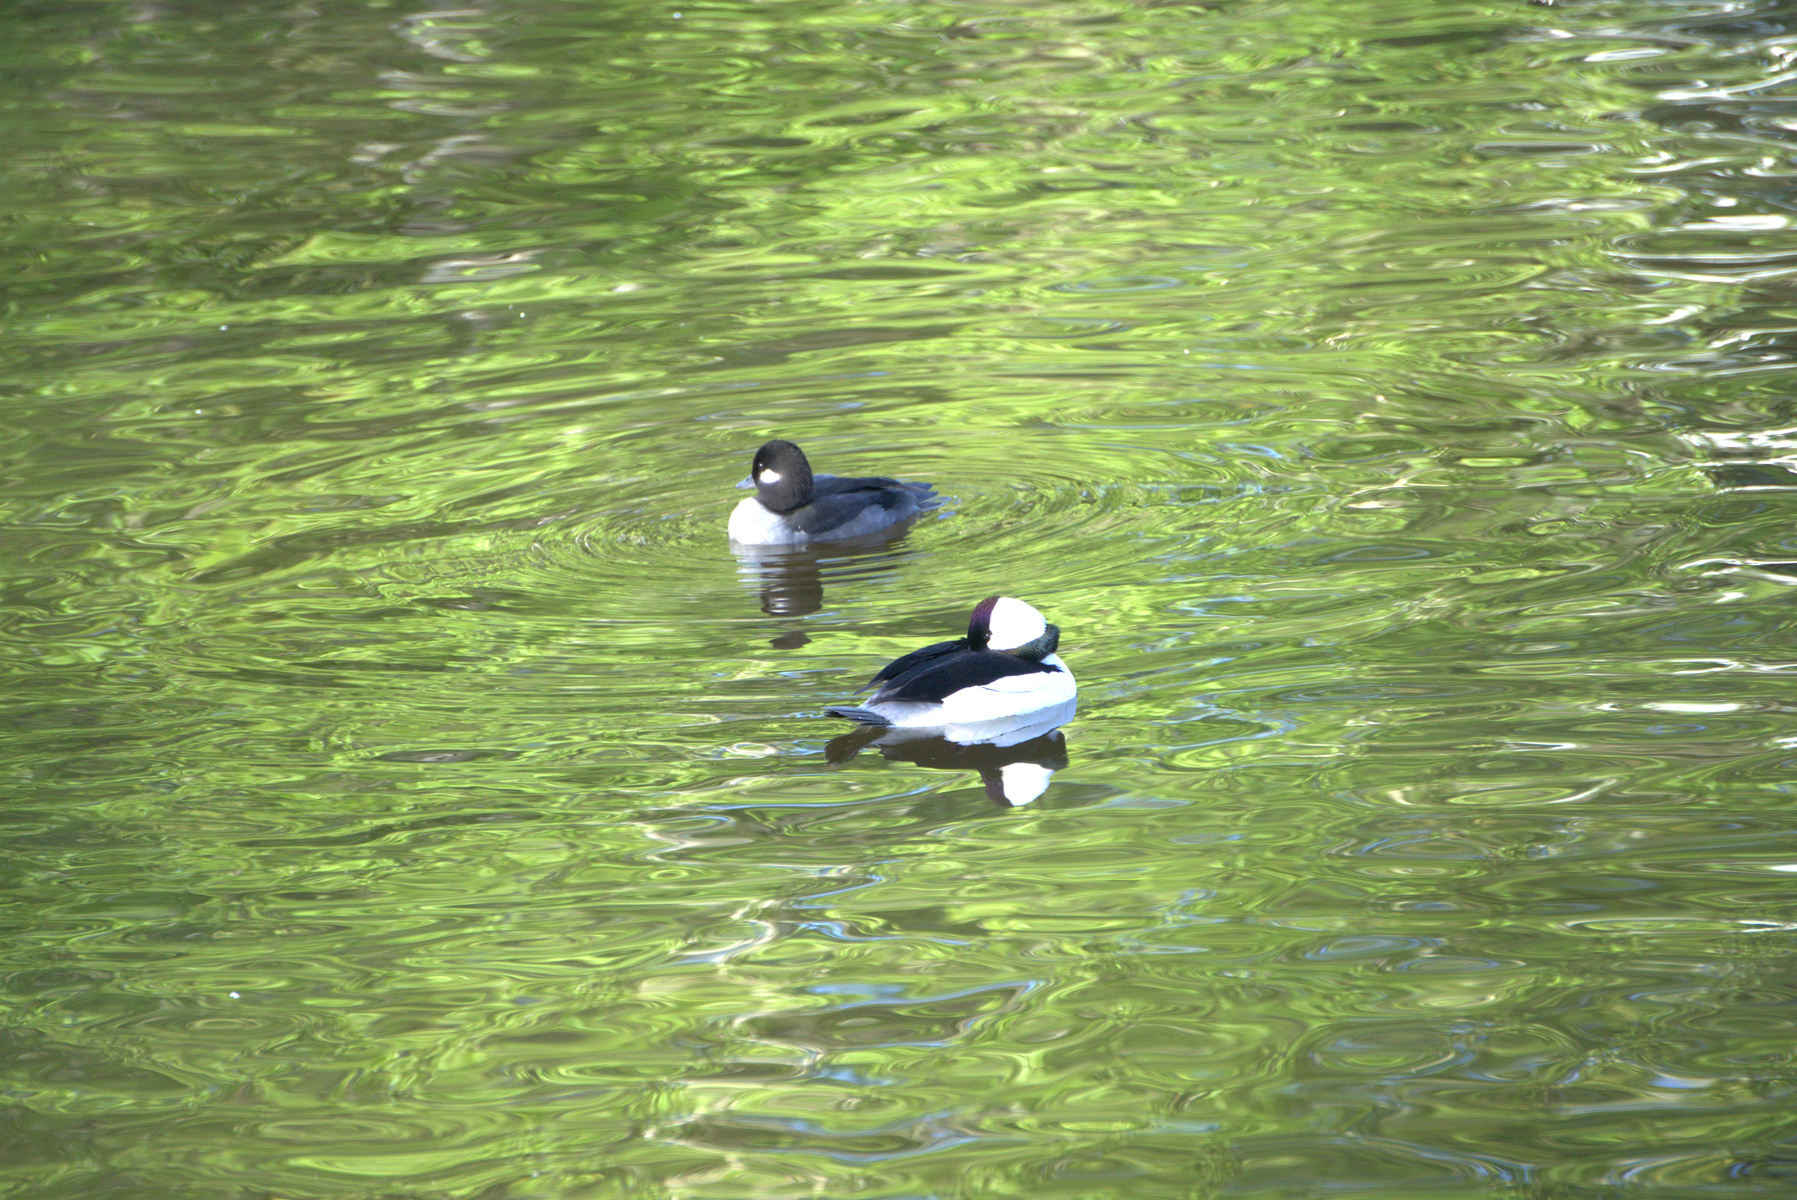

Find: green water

[6,0,1797,1194]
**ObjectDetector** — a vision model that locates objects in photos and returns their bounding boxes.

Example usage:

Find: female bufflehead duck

[826,596,1076,730]
[728,439,937,546]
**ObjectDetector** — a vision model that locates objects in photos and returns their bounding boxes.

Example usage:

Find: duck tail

[825,706,890,726]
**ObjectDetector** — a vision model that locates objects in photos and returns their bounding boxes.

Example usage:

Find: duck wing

[788,474,936,536]
[872,650,1059,704]
[864,638,964,690]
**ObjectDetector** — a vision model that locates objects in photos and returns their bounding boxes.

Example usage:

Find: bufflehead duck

[728,439,937,546]
[826,596,1077,730]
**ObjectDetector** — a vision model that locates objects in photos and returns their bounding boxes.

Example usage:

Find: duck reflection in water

[731,529,925,645]
[825,704,1075,808]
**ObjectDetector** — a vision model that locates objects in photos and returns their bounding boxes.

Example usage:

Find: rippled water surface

[7,0,1797,1195]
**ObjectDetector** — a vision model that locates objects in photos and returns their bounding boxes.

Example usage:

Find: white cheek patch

[757,469,782,484]
[985,597,1048,651]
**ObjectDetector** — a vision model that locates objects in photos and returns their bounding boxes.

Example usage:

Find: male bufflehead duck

[727,439,937,546]
[826,596,1077,730]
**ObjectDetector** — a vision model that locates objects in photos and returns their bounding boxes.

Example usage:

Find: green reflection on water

[5,0,1797,1195]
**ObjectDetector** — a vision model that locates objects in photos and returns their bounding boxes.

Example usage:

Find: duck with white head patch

[728,439,937,546]
[826,596,1076,732]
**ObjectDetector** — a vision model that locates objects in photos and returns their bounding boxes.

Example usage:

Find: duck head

[740,439,815,512]
[968,595,1060,660]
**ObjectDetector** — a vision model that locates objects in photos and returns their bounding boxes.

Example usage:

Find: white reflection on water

[825,700,1076,806]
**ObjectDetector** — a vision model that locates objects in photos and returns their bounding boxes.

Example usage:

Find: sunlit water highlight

[5,0,1797,1196]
